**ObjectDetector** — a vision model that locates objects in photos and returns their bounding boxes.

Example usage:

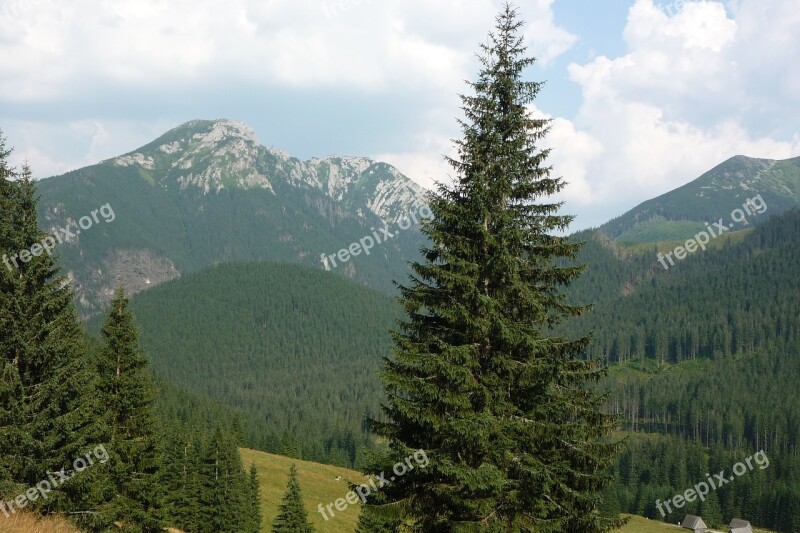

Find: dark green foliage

[354,489,403,532]
[193,428,259,533]
[565,210,800,532]
[611,434,798,531]
[272,464,314,533]
[160,425,260,533]
[88,288,164,531]
[0,144,100,516]
[567,210,800,365]
[1,135,261,531]
[245,464,263,533]
[91,261,401,466]
[362,7,622,531]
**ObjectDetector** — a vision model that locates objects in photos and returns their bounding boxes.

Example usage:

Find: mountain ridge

[598,154,800,243]
[104,118,427,225]
[35,119,429,314]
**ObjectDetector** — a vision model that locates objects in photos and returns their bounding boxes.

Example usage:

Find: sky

[1,0,798,230]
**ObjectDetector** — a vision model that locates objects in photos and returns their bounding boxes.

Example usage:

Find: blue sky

[1,0,798,230]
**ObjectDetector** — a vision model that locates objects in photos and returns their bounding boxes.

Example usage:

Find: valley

[36,127,800,531]
[2,4,798,530]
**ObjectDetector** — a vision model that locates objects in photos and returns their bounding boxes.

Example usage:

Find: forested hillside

[75,210,800,530]
[90,262,402,466]
[1,153,261,531]
[567,208,800,364]
[563,210,800,531]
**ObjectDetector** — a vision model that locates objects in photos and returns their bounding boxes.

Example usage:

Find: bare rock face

[73,249,180,316]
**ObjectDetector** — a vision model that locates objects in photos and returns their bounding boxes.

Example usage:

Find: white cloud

[548,0,800,228]
[0,0,575,101]
[523,0,579,65]
[0,0,577,181]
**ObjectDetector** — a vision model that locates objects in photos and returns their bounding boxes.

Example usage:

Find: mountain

[599,155,800,243]
[36,119,429,314]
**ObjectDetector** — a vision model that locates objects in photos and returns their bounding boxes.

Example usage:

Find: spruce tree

[198,428,249,533]
[245,463,263,533]
[272,464,314,533]
[161,429,203,532]
[0,131,23,494]
[361,5,623,531]
[0,159,98,509]
[93,287,164,531]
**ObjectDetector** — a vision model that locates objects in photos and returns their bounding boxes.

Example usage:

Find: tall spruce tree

[361,5,623,531]
[245,463,263,533]
[272,464,314,533]
[0,156,99,510]
[93,287,164,531]
[0,130,23,494]
[161,428,203,532]
[197,428,249,533]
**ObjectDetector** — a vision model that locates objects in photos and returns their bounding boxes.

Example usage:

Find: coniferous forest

[0,140,261,531]
[2,3,799,533]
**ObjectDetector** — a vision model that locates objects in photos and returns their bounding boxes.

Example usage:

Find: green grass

[606,357,715,382]
[616,514,683,532]
[240,449,777,533]
[616,514,777,532]
[240,448,363,533]
[618,227,753,254]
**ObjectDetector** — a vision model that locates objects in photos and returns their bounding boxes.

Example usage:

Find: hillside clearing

[241,449,778,533]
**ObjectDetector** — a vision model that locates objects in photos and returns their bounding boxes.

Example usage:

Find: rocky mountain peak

[104,119,428,224]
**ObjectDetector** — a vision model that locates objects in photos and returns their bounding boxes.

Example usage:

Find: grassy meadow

[241,449,777,533]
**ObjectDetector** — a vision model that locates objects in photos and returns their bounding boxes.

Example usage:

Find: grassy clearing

[618,227,753,254]
[615,514,777,533]
[616,514,684,532]
[0,512,80,533]
[240,448,363,533]
[241,449,777,533]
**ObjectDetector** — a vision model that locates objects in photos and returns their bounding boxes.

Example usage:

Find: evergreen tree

[272,464,314,533]
[92,287,164,531]
[362,5,623,531]
[245,463,263,533]
[700,490,723,527]
[354,495,403,532]
[161,429,202,532]
[0,137,24,493]
[198,428,248,533]
[0,158,99,511]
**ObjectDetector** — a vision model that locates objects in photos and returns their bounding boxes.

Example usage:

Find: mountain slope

[36,119,428,314]
[89,262,402,466]
[241,448,363,533]
[599,154,800,243]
